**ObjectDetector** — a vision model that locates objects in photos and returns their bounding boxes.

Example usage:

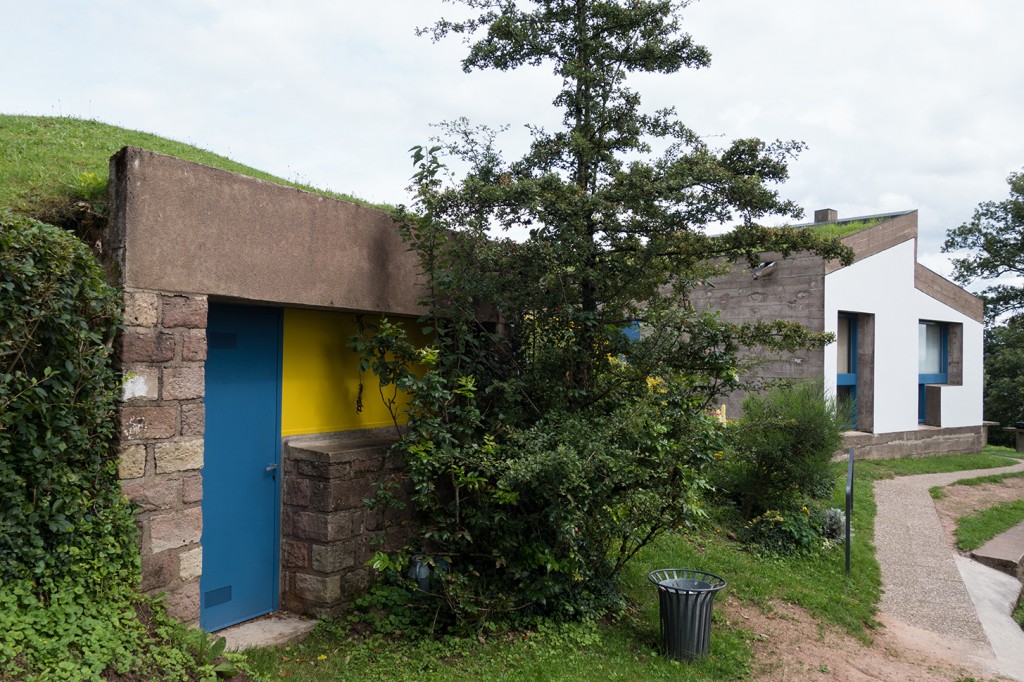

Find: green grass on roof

[806,218,886,240]
[0,115,386,223]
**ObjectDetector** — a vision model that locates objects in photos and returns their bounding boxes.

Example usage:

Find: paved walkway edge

[973,518,1024,582]
[873,459,1024,682]
[217,612,318,651]
[957,555,1024,680]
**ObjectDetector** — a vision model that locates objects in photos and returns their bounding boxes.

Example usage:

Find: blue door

[201,303,282,631]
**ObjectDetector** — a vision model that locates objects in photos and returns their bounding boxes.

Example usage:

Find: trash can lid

[659,578,712,591]
[647,569,727,593]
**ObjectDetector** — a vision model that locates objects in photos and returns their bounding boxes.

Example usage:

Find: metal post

[845,447,854,576]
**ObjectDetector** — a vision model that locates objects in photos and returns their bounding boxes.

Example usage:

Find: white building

[696,208,986,459]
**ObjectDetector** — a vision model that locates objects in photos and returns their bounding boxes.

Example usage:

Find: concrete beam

[106,147,426,316]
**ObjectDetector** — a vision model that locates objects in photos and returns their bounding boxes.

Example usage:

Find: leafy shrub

[0,581,242,680]
[0,211,240,679]
[0,208,131,596]
[718,380,848,520]
[0,579,145,679]
[355,317,724,625]
[739,508,820,556]
[738,503,846,556]
[349,582,443,636]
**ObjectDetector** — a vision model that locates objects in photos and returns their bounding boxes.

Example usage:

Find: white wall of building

[824,239,983,434]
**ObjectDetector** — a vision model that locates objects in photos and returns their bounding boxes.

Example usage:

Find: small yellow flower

[317,654,328,661]
[712,451,724,458]
[646,375,666,392]
[802,506,810,516]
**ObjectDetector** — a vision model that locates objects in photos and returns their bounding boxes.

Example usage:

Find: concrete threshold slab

[957,556,1024,681]
[215,612,318,652]
[972,519,1024,582]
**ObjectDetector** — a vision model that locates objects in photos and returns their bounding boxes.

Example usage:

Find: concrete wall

[843,425,987,460]
[915,263,985,322]
[282,309,425,436]
[691,252,826,414]
[696,209,984,451]
[105,146,426,315]
[825,210,918,274]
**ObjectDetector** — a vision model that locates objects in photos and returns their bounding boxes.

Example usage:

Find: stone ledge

[287,438,396,464]
[842,424,986,460]
[971,520,1024,582]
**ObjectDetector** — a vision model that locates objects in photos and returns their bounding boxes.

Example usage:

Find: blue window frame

[918,321,948,422]
[837,313,857,428]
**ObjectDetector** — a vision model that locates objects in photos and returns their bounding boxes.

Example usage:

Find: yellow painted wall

[281,308,420,437]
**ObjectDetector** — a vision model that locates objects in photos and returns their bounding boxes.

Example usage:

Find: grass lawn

[919,449,1024,549]
[954,499,1024,552]
[237,449,1008,680]
[856,446,1021,480]
[239,465,880,681]
[941,470,1024,488]
[805,217,885,239]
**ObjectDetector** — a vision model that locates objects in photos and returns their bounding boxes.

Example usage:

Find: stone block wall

[280,436,413,615]
[116,290,207,623]
[102,147,432,626]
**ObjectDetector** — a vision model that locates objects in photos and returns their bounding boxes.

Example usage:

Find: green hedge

[0,210,153,678]
[0,208,135,596]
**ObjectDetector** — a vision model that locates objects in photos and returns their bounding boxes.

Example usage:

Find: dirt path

[934,476,1024,549]
[731,472,1024,681]
[723,598,1003,681]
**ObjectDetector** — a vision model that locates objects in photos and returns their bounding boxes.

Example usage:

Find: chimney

[814,208,838,223]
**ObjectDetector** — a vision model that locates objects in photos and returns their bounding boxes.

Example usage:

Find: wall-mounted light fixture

[752,261,776,280]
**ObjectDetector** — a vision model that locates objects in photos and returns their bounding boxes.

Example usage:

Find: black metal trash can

[648,569,727,661]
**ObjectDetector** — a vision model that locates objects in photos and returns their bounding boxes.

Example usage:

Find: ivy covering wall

[0,209,133,594]
[0,210,153,677]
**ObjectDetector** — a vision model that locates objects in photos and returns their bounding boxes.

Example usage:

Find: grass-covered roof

[0,114,381,226]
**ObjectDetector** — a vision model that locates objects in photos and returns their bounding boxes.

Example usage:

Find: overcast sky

[3,0,1022,279]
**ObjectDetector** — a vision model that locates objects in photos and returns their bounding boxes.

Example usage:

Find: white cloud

[2,0,1023,273]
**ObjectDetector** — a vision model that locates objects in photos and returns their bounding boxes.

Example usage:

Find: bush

[821,507,847,542]
[355,317,724,625]
[718,380,847,520]
[737,503,846,556]
[0,211,240,679]
[0,209,131,596]
[739,507,819,556]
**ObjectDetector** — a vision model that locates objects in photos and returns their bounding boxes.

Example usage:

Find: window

[621,320,641,342]
[837,313,857,427]
[918,321,948,422]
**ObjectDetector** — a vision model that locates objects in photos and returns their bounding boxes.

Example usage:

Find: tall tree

[364,0,852,622]
[943,169,1024,322]
[410,0,851,410]
[983,317,1024,446]
[944,169,1024,442]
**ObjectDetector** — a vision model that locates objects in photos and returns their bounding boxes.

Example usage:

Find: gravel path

[874,459,1024,680]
